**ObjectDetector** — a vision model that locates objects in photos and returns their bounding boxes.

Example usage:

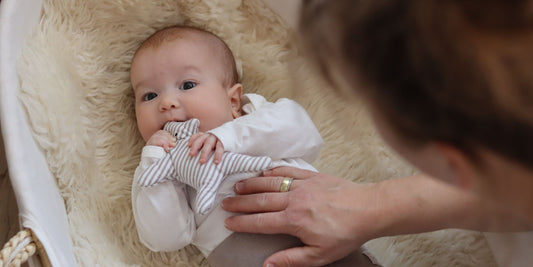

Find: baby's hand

[146,130,176,152]
[188,132,224,164]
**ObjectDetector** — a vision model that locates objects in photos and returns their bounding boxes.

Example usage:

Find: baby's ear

[228,83,242,118]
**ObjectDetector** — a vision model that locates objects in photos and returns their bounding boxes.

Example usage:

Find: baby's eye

[142,92,158,101]
[179,81,196,90]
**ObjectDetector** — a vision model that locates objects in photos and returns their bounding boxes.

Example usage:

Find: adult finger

[265,246,377,267]
[224,211,291,235]
[264,246,326,267]
[222,192,289,213]
[263,166,318,180]
[232,166,318,195]
[234,176,298,194]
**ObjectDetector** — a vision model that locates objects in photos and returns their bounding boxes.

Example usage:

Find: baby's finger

[199,136,217,163]
[188,133,203,147]
[189,134,209,156]
[213,141,224,164]
[168,134,177,146]
[167,143,176,151]
[163,143,171,152]
[159,130,175,141]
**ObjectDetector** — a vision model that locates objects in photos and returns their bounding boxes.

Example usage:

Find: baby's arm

[208,95,323,162]
[131,132,195,252]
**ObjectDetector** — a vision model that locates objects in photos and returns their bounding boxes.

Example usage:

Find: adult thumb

[264,246,324,267]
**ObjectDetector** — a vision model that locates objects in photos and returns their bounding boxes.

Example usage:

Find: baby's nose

[160,95,179,111]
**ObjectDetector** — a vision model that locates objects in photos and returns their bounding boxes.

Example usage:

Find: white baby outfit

[131,94,323,256]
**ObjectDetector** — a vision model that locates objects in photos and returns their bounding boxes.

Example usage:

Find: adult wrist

[360,181,402,240]
[340,181,395,244]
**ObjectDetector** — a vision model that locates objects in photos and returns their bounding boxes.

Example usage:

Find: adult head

[300,0,533,218]
[131,26,242,141]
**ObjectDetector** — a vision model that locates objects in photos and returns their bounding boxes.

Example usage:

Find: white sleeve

[208,95,323,163]
[131,146,196,252]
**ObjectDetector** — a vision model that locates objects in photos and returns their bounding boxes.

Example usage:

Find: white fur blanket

[17,0,496,266]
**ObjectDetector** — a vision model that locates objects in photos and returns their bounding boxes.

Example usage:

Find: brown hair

[133,25,239,87]
[300,0,533,169]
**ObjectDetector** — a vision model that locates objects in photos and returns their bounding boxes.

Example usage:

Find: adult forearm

[371,174,530,238]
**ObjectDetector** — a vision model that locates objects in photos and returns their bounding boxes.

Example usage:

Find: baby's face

[131,38,240,141]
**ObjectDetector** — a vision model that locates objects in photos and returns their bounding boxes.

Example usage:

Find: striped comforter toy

[138,119,272,214]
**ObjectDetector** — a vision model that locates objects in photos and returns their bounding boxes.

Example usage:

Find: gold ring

[279,177,293,192]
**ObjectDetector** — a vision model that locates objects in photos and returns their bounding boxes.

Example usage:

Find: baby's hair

[134,25,239,87]
[300,0,533,169]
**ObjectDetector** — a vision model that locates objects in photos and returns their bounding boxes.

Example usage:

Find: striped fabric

[138,119,272,214]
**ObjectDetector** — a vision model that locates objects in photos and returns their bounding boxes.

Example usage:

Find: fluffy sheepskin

[16,0,496,266]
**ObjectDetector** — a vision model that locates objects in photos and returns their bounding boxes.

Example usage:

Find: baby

[130,26,376,266]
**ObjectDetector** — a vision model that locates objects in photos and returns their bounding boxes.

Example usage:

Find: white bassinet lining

[0,0,76,266]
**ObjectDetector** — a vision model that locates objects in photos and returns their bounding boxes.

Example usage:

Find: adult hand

[222,166,385,267]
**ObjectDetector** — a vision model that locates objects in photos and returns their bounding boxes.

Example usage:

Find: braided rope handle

[0,229,37,267]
